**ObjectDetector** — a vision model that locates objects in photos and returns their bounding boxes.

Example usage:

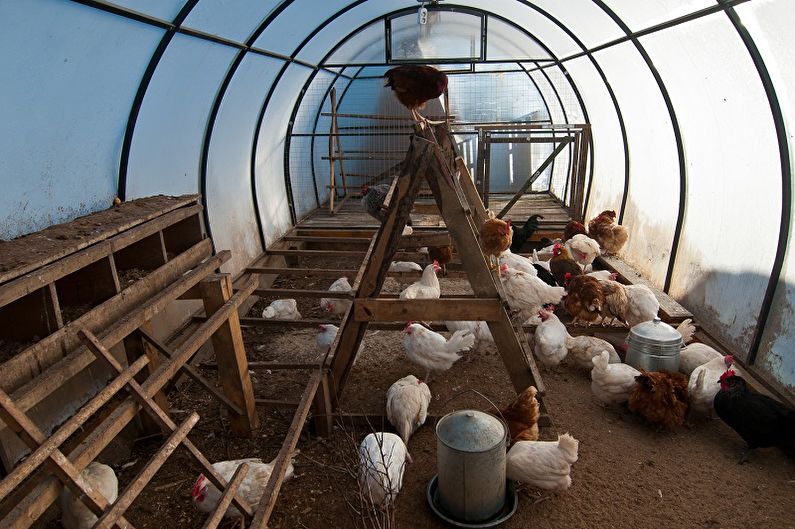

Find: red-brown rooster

[563,220,587,242]
[628,370,689,430]
[384,65,448,126]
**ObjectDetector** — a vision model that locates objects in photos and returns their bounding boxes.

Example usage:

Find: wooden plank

[250,288,355,299]
[280,236,372,244]
[246,267,357,278]
[201,463,249,529]
[249,371,321,529]
[0,388,135,529]
[3,245,224,411]
[0,195,200,285]
[596,255,693,322]
[200,361,320,371]
[0,281,257,527]
[200,274,259,436]
[122,323,170,436]
[94,414,199,529]
[0,204,202,308]
[353,299,501,322]
[265,249,366,257]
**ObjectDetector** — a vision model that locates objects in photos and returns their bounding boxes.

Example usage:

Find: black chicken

[713,372,795,463]
[510,214,544,253]
[533,265,558,287]
[361,184,412,226]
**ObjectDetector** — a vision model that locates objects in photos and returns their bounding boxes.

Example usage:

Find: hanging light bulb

[418,2,428,25]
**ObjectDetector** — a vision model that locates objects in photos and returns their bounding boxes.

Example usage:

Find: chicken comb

[719,369,736,381]
[499,263,509,272]
[724,355,734,366]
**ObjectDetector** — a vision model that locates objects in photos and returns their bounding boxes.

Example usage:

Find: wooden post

[200,274,259,436]
[329,88,337,215]
[122,323,169,436]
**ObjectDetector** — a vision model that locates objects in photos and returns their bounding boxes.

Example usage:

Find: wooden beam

[246,267,357,278]
[201,463,250,529]
[353,299,502,322]
[249,371,321,529]
[122,323,169,436]
[200,274,259,436]
[250,288,355,299]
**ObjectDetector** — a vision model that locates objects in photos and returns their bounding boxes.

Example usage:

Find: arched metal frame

[77,0,785,363]
[282,5,592,223]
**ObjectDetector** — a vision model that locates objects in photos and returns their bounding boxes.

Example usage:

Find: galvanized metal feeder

[625,317,683,372]
[427,409,518,528]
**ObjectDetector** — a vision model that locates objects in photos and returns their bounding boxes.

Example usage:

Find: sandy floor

[38,257,795,529]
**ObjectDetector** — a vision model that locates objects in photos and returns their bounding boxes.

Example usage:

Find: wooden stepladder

[314,123,548,434]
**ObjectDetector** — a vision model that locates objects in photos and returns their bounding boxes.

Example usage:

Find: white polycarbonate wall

[1,0,793,393]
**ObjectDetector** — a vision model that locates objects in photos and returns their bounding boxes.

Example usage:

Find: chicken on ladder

[383,65,448,127]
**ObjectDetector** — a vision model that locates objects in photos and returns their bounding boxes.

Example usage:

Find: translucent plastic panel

[642,14,781,356]
[299,0,407,65]
[486,16,551,60]
[308,76,352,208]
[737,0,795,389]
[254,64,312,245]
[323,20,386,65]
[293,71,338,134]
[126,34,237,199]
[0,0,162,239]
[604,0,715,32]
[593,43,680,287]
[107,0,184,21]
[564,57,626,220]
[530,65,586,124]
[525,0,625,50]
[390,10,483,61]
[473,63,525,72]
[252,0,339,56]
[182,0,282,43]
[527,69,570,200]
[206,53,283,274]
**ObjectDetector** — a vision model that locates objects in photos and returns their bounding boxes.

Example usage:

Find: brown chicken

[499,386,540,444]
[549,243,582,287]
[563,220,587,242]
[384,65,448,125]
[628,370,689,430]
[479,214,512,270]
[563,274,604,325]
[598,278,629,326]
[427,245,454,275]
[588,210,629,255]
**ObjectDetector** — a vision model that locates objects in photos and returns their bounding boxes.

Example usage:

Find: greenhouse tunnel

[1,0,795,526]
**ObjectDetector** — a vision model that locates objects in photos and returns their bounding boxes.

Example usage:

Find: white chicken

[261,299,301,320]
[679,342,723,375]
[316,324,339,354]
[399,261,441,300]
[688,355,734,415]
[533,309,569,367]
[566,234,600,268]
[623,284,660,327]
[498,249,538,276]
[359,432,409,507]
[534,309,619,368]
[59,462,118,529]
[586,270,615,281]
[386,375,431,444]
[402,323,473,381]
[191,452,299,518]
[402,225,413,236]
[676,318,696,344]
[506,433,579,491]
[389,261,422,273]
[499,264,565,320]
[590,350,641,405]
[320,277,353,316]
[444,321,495,352]
[532,249,552,272]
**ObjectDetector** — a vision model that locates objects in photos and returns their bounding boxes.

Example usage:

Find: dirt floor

[37,254,795,529]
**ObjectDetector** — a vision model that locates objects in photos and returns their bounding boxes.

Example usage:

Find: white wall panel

[736,0,795,390]
[605,0,714,32]
[565,57,625,221]
[298,1,405,64]
[526,0,624,49]
[593,43,679,287]
[325,21,386,65]
[0,0,162,239]
[252,0,340,56]
[108,0,184,21]
[182,0,282,43]
[206,54,283,274]
[254,64,312,246]
[126,34,237,199]
[642,14,781,357]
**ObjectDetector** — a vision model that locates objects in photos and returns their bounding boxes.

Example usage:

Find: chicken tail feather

[446,330,476,353]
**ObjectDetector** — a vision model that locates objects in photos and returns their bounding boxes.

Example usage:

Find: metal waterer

[429,409,515,526]
[625,317,683,372]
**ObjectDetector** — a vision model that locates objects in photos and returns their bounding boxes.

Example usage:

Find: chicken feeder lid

[628,317,682,348]
[436,410,506,453]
